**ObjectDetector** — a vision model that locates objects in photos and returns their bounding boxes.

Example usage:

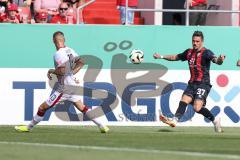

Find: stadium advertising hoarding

[0,25,239,126]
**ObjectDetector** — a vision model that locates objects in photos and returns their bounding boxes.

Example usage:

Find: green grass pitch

[0,126,240,160]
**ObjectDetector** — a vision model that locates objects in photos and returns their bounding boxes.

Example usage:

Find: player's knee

[181,95,192,104]
[193,100,204,111]
[194,107,202,113]
[194,104,203,112]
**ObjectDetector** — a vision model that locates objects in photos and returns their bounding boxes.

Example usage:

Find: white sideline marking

[0,141,239,160]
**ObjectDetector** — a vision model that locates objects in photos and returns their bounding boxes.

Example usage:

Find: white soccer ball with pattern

[129,49,144,64]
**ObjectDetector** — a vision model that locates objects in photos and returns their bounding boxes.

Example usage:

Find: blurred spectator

[11,0,24,6]
[17,2,32,23]
[185,0,207,25]
[172,13,182,25]
[63,0,83,24]
[34,0,61,22]
[116,0,138,25]
[50,2,76,24]
[0,0,9,14]
[0,3,20,23]
[10,0,32,7]
[35,11,47,23]
[25,0,32,7]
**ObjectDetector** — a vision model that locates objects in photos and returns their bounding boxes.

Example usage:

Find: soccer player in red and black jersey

[237,59,240,66]
[153,31,225,133]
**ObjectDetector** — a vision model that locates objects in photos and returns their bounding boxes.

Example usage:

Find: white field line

[0,141,239,160]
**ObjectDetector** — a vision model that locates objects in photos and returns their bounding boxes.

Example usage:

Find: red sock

[37,108,46,117]
[82,106,89,114]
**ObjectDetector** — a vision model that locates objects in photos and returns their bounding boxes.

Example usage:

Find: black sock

[197,107,215,122]
[175,101,188,120]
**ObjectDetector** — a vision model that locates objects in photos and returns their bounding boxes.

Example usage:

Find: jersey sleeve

[69,48,81,64]
[205,49,216,61]
[177,49,189,61]
[54,52,68,68]
[70,48,79,57]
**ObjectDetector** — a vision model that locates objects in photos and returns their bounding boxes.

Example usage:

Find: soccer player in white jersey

[15,31,109,133]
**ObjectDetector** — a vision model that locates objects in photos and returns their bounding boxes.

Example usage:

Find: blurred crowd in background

[0,0,85,24]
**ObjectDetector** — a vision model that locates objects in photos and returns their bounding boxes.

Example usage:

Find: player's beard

[193,45,203,51]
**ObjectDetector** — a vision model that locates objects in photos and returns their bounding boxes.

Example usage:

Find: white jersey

[54,46,79,86]
[45,46,81,106]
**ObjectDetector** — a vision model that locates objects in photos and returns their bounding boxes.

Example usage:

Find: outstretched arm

[212,54,225,65]
[153,53,180,61]
[237,60,240,66]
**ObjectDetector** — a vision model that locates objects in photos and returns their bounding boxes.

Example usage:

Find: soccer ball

[129,49,144,64]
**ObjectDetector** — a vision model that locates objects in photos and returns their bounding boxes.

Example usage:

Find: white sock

[84,111,104,127]
[27,114,44,130]
[91,118,103,127]
[173,117,178,123]
[213,117,220,124]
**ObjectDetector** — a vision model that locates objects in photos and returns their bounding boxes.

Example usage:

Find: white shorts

[45,90,81,107]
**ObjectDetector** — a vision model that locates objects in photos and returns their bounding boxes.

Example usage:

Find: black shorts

[183,82,212,106]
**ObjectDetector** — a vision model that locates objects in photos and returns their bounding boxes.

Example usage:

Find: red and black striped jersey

[177,48,215,85]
